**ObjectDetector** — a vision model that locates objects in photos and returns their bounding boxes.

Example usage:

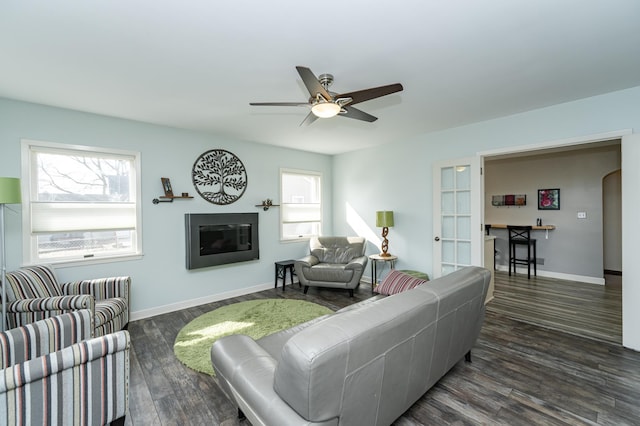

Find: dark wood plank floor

[487,271,622,344]
[126,275,640,425]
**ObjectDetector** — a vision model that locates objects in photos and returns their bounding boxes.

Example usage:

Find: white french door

[432,156,483,279]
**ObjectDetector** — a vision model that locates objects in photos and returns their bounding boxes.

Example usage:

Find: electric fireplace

[185,213,259,270]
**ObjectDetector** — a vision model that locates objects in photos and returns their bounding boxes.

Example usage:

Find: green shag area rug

[174,299,333,376]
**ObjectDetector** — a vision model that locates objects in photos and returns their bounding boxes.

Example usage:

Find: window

[280,169,322,241]
[22,139,141,264]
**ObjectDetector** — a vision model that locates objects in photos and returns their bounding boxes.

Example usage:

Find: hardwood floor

[487,271,622,344]
[126,276,640,425]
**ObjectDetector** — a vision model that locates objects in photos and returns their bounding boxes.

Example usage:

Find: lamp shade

[0,178,21,204]
[376,211,394,227]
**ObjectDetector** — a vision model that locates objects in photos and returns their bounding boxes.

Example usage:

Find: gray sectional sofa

[211,266,491,426]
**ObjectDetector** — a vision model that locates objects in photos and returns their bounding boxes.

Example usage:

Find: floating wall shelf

[152,195,193,204]
[154,177,194,204]
[255,199,279,211]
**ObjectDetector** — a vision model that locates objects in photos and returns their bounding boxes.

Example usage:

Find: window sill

[30,253,144,269]
[280,237,312,244]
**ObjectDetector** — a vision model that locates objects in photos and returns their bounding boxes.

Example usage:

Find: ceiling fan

[250,66,403,126]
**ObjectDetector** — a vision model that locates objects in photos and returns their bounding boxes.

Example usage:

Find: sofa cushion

[399,270,430,281]
[257,314,332,362]
[309,236,365,264]
[4,265,63,301]
[311,247,360,264]
[375,270,428,295]
[303,263,355,282]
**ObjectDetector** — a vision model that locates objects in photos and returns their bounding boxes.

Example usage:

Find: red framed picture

[538,188,560,210]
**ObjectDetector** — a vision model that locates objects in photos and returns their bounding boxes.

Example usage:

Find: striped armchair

[0,309,129,425]
[3,265,130,336]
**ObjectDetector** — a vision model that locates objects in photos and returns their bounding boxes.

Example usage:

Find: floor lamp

[0,177,21,332]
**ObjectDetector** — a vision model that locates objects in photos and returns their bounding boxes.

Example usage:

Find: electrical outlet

[577,211,587,219]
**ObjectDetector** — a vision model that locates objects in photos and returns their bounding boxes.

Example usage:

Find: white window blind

[281,203,322,223]
[31,202,136,233]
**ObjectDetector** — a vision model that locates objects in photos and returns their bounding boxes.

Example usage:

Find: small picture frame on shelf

[538,188,560,210]
[161,177,173,197]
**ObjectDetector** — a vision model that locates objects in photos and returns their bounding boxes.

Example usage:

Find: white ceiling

[2,1,640,155]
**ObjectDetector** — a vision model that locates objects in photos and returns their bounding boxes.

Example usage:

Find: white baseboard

[495,265,605,285]
[130,281,275,321]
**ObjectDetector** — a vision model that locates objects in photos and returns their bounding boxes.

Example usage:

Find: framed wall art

[538,188,560,210]
[192,149,247,205]
[491,194,526,206]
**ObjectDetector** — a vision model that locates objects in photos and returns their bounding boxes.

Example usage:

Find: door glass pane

[457,216,471,240]
[442,240,455,263]
[441,192,454,214]
[441,167,454,190]
[455,165,470,190]
[442,264,456,275]
[442,216,455,239]
[457,241,471,265]
[456,190,471,214]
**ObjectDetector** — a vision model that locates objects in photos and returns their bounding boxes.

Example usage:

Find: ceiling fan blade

[341,106,378,122]
[250,102,309,107]
[336,83,403,106]
[296,66,332,101]
[300,111,318,126]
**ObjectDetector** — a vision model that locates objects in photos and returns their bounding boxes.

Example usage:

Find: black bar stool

[507,225,537,279]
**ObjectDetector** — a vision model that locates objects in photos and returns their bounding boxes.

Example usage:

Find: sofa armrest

[344,255,367,271]
[294,255,319,268]
[211,335,310,425]
[7,294,95,315]
[0,330,130,423]
[294,256,319,287]
[61,276,130,302]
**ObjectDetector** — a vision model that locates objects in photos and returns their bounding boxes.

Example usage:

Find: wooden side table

[369,254,398,294]
[274,260,297,291]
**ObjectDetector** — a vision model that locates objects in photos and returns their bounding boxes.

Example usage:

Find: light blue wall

[3,85,640,334]
[335,85,640,350]
[0,98,333,317]
[333,86,640,277]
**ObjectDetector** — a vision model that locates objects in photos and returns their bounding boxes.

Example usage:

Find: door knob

[434,236,440,242]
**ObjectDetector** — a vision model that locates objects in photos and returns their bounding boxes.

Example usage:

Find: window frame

[280,168,322,242]
[21,139,143,266]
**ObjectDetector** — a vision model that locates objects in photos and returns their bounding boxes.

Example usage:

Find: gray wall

[603,170,622,272]
[484,144,621,281]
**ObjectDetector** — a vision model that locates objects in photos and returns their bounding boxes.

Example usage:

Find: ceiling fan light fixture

[311,101,341,118]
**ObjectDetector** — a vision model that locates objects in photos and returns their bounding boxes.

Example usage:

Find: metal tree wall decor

[192,149,247,205]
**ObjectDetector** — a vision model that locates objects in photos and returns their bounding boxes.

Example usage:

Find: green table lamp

[376,211,394,257]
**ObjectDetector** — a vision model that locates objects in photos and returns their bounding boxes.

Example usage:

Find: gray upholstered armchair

[0,309,130,425]
[295,236,368,297]
[3,264,130,336]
